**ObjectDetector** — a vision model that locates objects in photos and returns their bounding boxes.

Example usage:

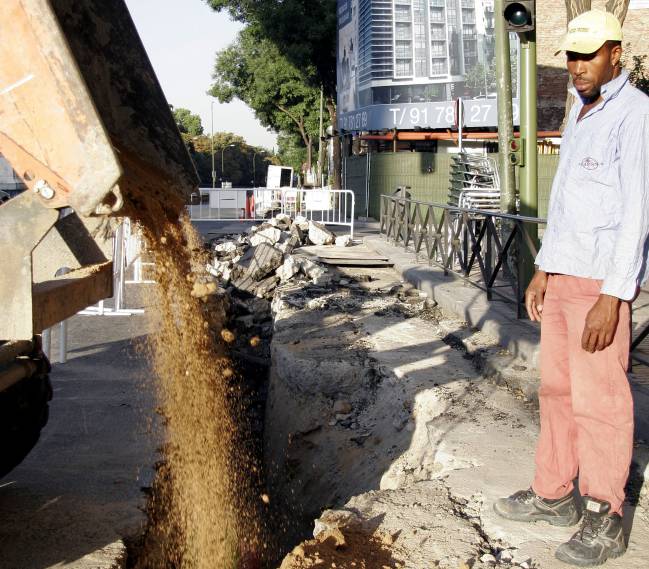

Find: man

[494,9,649,567]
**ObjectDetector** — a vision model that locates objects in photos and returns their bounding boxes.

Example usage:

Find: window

[395,59,413,76]
[395,22,412,40]
[395,40,412,58]
[395,5,411,22]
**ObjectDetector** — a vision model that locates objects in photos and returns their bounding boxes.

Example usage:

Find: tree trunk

[561,1,592,130]
[326,98,341,190]
[605,0,630,22]
[306,135,313,174]
[561,0,630,129]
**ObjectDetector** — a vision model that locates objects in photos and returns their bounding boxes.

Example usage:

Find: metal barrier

[79,219,147,317]
[379,193,649,366]
[45,219,149,363]
[187,187,356,237]
[380,194,546,318]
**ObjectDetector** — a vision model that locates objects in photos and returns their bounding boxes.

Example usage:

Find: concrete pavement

[0,290,157,569]
[360,222,649,438]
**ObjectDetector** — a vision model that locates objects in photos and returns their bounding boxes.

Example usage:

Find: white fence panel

[187,188,355,237]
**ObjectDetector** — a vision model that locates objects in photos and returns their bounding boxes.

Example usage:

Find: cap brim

[554,35,606,56]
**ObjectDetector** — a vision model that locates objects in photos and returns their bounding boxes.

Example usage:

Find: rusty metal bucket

[0,0,199,339]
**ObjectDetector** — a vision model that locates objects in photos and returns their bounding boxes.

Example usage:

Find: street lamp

[221,143,236,187]
[252,150,266,187]
[210,100,216,188]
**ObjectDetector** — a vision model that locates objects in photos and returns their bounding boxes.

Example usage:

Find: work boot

[555,497,626,567]
[493,488,580,526]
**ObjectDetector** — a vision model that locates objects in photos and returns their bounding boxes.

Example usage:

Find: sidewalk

[268,256,649,568]
[356,221,649,438]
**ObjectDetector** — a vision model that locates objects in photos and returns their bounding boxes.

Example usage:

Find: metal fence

[380,193,546,318]
[379,193,649,365]
[187,188,355,237]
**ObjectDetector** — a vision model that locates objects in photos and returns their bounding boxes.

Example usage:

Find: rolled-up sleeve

[601,114,649,300]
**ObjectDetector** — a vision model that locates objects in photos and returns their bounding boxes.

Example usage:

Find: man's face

[566,43,622,101]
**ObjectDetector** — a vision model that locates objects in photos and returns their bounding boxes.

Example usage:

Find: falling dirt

[131,215,266,569]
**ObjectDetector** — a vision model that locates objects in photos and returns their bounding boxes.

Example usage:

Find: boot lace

[510,488,536,504]
[576,511,606,543]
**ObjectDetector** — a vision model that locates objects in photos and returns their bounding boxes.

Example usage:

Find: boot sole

[555,545,626,567]
[493,502,580,527]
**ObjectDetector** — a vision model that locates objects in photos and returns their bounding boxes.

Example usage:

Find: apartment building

[355,0,497,107]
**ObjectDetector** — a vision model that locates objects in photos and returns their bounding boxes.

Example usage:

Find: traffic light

[503,1,535,33]
[508,138,525,166]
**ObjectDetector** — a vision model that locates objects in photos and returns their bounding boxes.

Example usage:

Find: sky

[124,0,278,150]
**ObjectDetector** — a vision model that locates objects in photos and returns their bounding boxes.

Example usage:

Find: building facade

[356,0,498,107]
[341,0,649,131]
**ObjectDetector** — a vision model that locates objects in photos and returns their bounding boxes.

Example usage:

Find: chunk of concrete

[270,213,292,230]
[234,243,283,283]
[293,215,310,232]
[335,234,353,248]
[250,226,282,247]
[254,275,280,298]
[308,221,335,246]
[277,256,301,282]
[214,241,238,254]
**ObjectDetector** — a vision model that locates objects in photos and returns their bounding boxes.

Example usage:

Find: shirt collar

[568,69,629,102]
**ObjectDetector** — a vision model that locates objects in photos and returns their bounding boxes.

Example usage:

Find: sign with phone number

[338,99,520,132]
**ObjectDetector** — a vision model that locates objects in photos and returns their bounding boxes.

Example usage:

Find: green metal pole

[495,0,516,214]
[519,30,538,292]
[519,31,538,222]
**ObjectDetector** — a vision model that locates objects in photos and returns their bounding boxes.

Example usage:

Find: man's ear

[611,45,623,68]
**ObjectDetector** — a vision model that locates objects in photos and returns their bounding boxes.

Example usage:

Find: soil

[280,527,403,569]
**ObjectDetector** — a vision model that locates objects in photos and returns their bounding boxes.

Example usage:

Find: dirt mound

[280,526,403,569]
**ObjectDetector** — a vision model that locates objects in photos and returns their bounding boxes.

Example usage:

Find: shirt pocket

[566,145,619,230]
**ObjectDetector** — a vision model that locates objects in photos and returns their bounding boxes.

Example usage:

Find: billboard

[337,0,519,132]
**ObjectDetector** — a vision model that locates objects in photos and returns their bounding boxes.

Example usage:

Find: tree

[173,107,204,136]
[277,131,308,173]
[204,0,341,188]
[210,27,320,172]
[182,131,275,187]
[624,53,649,95]
[464,62,496,97]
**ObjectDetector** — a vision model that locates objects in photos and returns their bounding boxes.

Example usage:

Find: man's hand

[581,294,621,353]
[525,270,548,322]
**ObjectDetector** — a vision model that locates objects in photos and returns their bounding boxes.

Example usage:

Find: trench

[121,213,439,568]
[125,212,529,569]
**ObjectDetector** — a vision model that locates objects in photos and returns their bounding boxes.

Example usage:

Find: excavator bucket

[0,0,199,340]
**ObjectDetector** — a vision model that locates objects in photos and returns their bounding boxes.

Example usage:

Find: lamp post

[211,100,216,188]
[252,150,266,187]
[220,143,236,187]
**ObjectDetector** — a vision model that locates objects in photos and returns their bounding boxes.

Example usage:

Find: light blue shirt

[535,70,649,301]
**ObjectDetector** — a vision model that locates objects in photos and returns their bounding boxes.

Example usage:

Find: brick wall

[537,1,649,130]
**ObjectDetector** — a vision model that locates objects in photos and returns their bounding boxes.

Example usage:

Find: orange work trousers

[532,274,634,515]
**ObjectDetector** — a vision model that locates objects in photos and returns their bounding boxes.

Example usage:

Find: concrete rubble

[206,217,337,301]
[200,214,649,569]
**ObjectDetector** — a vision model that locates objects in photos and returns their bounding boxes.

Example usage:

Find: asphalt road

[0,289,157,569]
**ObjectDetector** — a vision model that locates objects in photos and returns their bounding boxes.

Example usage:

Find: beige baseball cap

[555,9,623,56]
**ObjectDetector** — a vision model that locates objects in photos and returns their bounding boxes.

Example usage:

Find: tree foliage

[204,0,336,96]
[173,107,204,136]
[204,0,341,188]
[277,131,308,173]
[210,27,320,169]
[181,130,275,187]
[625,54,649,96]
